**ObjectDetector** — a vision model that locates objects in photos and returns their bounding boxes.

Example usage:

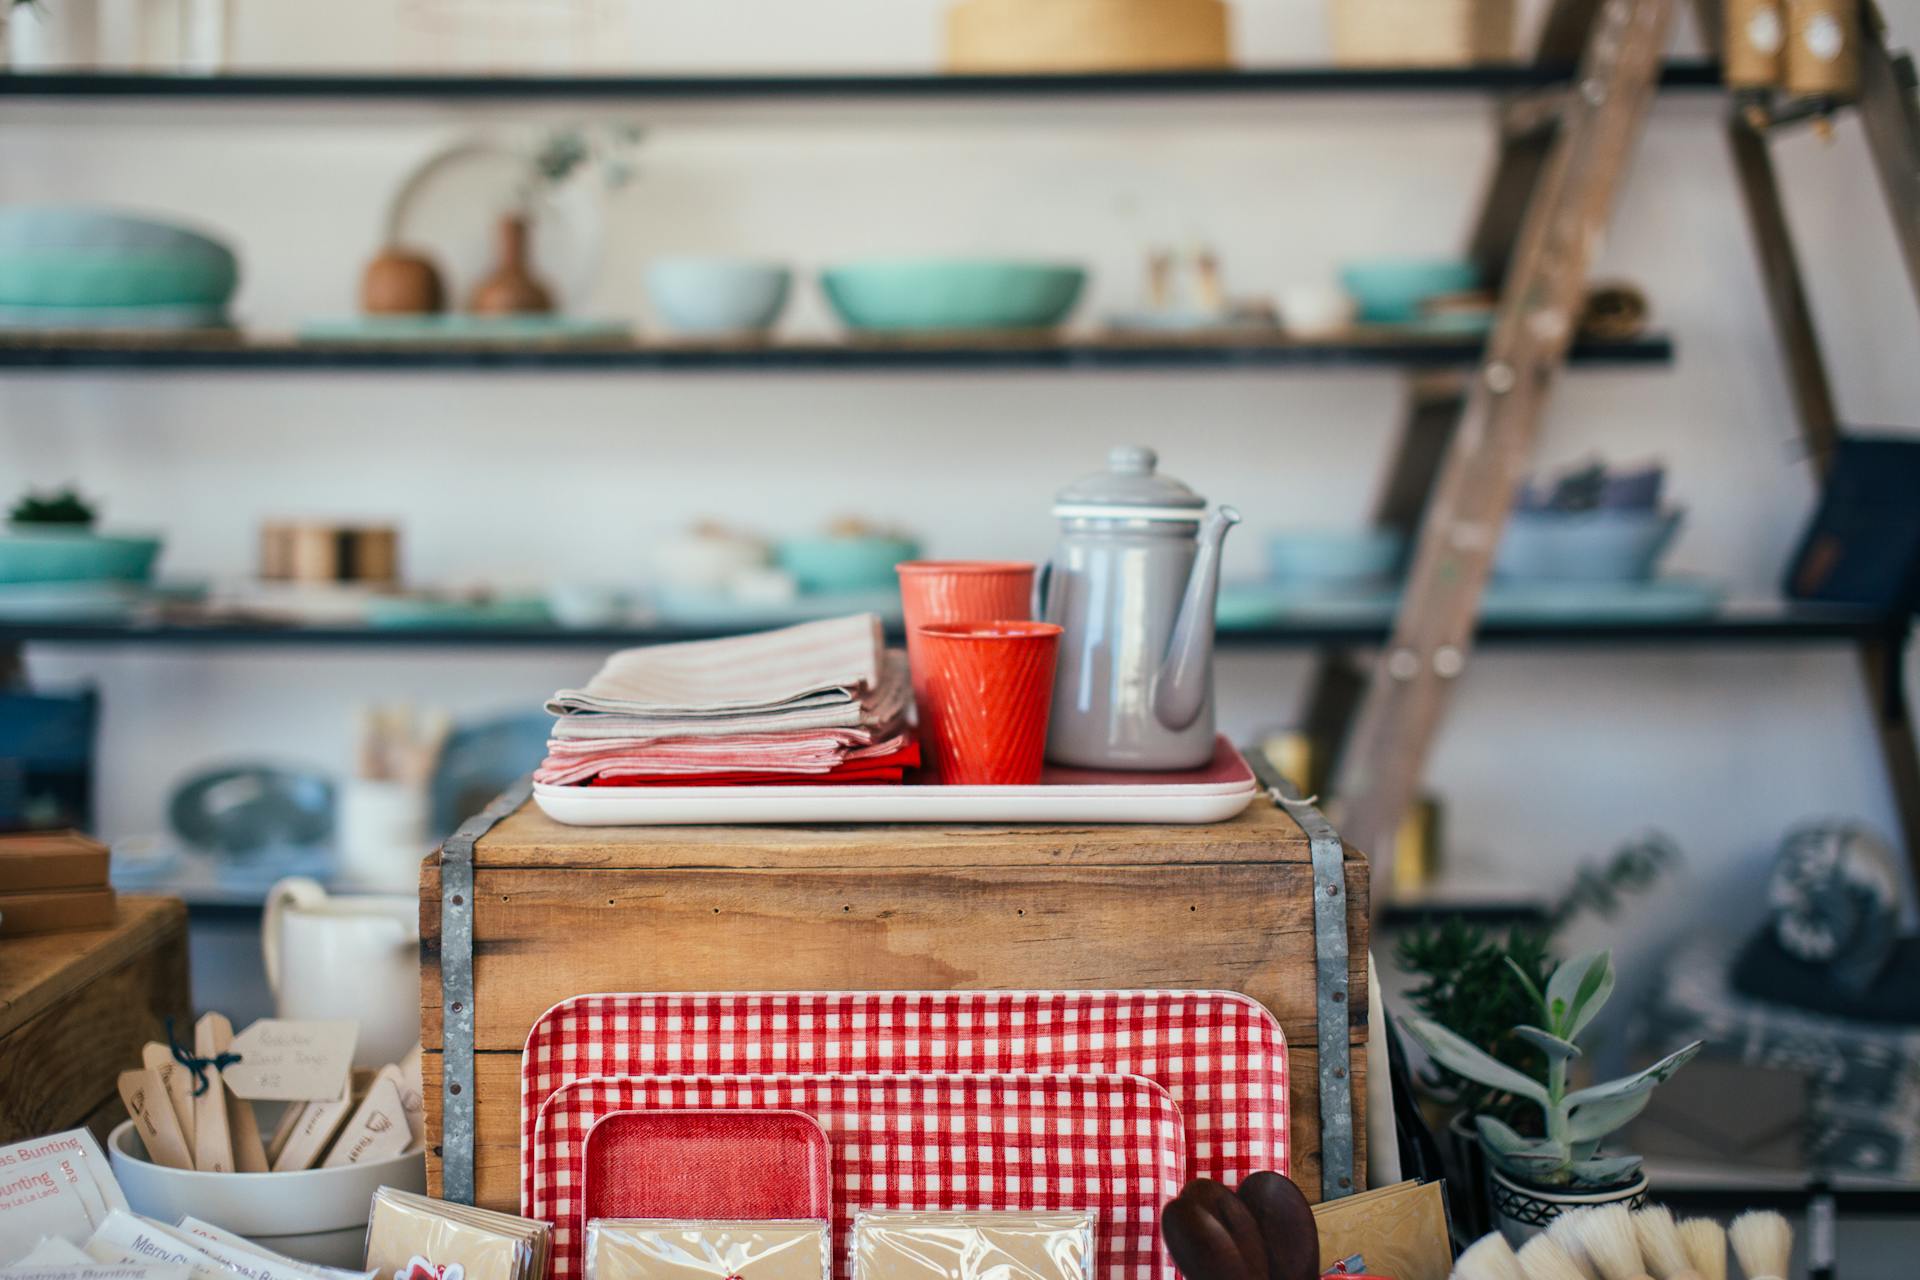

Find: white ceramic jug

[262,877,419,1069]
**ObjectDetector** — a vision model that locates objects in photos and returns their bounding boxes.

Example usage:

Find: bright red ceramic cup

[913,620,1062,786]
[896,561,1036,707]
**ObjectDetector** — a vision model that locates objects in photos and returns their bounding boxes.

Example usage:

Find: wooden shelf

[0,602,1897,650]
[0,332,1676,373]
[0,62,1725,103]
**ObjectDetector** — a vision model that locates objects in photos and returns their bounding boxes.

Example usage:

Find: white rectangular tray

[533,736,1259,826]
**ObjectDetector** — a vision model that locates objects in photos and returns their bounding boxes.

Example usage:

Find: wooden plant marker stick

[143,1040,195,1141]
[119,1068,194,1170]
[264,1100,306,1166]
[223,1053,270,1171]
[1335,0,1681,871]
[193,1012,235,1173]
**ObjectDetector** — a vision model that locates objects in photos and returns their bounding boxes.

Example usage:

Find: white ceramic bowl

[645,258,792,335]
[108,1119,426,1267]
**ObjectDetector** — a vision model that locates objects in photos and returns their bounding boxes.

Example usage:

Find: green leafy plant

[1394,832,1679,1130]
[1401,950,1701,1191]
[9,487,95,526]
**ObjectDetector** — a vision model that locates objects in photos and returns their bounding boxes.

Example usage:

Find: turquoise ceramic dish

[821,259,1087,332]
[1268,529,1406,589]
[775,535,921,593]
[1495,509,1684,583]
[0,249,238,308]
[1339,258,1481,325]
[0,206,232,255]
[0,528,162,584]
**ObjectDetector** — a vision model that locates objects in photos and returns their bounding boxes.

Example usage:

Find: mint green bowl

[775,534,921,593]
[0,249,238,308]
[0,528,161,584]
[821,259,1087,332]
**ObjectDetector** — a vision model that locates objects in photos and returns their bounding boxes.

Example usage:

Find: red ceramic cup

[913,621,1062,786]
[896,561,1036,707]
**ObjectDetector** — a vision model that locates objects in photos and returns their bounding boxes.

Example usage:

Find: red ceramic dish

[582,1109,830,1223]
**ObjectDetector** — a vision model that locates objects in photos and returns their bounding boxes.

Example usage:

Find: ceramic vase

[1486,1166,1649,1246]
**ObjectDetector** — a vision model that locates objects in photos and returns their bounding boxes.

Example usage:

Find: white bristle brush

[1729,1211,1793,1280]
[1519,1235,1594,1280]
[1453,1232,1530,1280]
[1570,1205,1655,1280]
[1676,1219,1726,1280]
[1634,1206,1701,1280]
[1547,1211,1600,1279]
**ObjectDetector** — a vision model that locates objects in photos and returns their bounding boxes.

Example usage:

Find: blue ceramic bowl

[775,535,921,593]
[0,528,161,584]
[1339,258,1481,325]
[1268,529,1406,589]
[821,260,1086,332]
[645,258,793,335]
[1495,509,1684,583]
[0,207,238,309]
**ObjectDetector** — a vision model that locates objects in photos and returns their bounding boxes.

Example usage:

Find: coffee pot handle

[261,876,327,998]
[1032,561,1053,622]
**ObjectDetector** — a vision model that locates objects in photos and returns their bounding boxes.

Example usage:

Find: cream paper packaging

[15,1239,96,1266]
[585,1221,829,1280]
[0,1265,189,1280]
[363,1189,550,1280]
[0,1131,129,1260]
[150,1216,361,1280]
[850,1212,1094,1280]
[83,1212,232,1280]
[175,1219,372,1280]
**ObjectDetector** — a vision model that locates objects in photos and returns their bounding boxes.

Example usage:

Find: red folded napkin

[586,739,921,788]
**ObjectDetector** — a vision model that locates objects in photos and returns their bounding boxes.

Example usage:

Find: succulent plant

[1400,949,1701,1191]
[9,486,96,526]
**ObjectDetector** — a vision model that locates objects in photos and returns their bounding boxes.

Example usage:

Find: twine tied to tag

[166,1017,242,1096]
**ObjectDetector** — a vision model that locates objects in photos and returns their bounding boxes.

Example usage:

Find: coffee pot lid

[1054,446,1206,521]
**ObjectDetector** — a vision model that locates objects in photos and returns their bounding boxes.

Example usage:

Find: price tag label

[221,1019,357,1102]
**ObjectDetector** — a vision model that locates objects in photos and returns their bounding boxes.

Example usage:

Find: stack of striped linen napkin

[535,613,917,787]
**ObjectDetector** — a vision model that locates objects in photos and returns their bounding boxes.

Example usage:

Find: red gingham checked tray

[534,1073,1186,1280]
[520,990,1288,1210]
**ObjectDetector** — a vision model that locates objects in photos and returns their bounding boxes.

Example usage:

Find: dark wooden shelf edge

[0,335,1676,372]
[0,62,1726,101]
[0,607,1899,650]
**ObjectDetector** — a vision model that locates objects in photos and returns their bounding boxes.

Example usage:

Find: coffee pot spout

[1153,505,1241,732]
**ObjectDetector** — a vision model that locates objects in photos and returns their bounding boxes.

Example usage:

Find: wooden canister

[1785,0,1860,99]
[1724,0,1786,89]
[260,521,401,584]
[946,0,1231,72]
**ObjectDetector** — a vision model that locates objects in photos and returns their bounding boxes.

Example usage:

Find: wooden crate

[422,790,1368,1213]
[0,895,191,1142]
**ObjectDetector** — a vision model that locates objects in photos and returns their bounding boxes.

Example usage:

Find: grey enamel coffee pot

[1036,446,1240,770]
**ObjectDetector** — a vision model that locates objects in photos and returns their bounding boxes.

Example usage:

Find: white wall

[5,0,1920,961]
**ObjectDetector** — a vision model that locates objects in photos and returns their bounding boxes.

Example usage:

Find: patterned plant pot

[1487,1166,1649,1246]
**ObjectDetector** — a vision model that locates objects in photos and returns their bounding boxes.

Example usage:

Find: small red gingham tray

[535,1072,1186,1280]
[521,990,1288,1212]
[583,1109,831,1223]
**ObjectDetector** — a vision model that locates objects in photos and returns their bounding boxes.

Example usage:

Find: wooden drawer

[421,790,1368,1212]
[0,895,191,1142]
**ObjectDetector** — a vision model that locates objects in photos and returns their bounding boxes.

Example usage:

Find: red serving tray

[583,1109,831,1224]
[534,1072,1186,1280]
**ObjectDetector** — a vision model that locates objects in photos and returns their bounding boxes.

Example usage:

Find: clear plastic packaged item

[584,1219,829,1280]
[363,1187,551,1280]
[850,1211,1095,1280]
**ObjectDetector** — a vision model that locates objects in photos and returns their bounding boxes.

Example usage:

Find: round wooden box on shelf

[945,0,1232,72]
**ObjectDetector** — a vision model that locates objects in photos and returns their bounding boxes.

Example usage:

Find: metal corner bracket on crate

[1243,748,1357,1201]
[437,777,530,1206]
[433,760,1359,1205]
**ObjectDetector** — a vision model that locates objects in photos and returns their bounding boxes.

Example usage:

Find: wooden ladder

[1327,0,1920,896]
[1329,0,1683,872]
